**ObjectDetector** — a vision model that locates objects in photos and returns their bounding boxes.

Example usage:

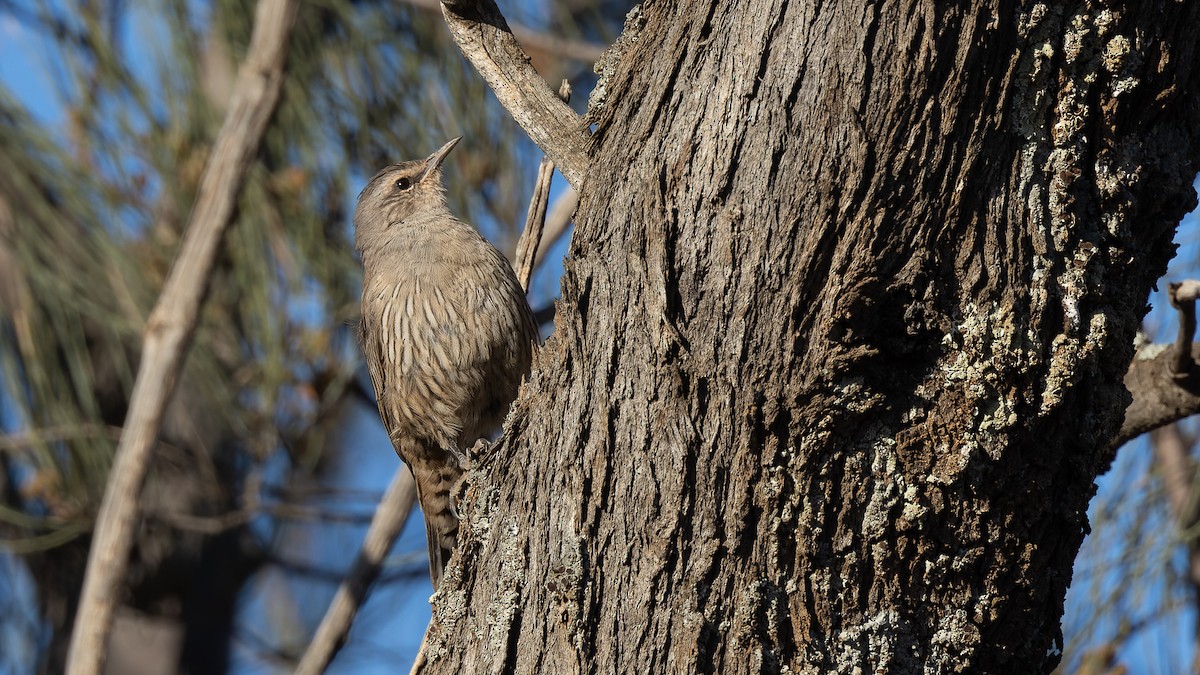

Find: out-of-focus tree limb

[64,0,300,672]
[294,468,418,675]
[1149,424,1200,673]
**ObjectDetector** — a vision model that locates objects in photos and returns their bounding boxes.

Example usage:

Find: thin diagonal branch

[514,153,556,290]
[440,0,592,189]
[64,0,300,672]
[294,467,419,675]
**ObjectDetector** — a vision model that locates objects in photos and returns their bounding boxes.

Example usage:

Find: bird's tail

[411,460,463,588]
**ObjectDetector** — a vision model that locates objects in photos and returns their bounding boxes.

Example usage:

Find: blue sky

[0,13,62,126]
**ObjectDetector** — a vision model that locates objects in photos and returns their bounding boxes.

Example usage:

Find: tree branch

[440,0,592,189]
[1118,344,1200,447]
[514,147,556,290]
[294,468,418,675]
[1116,281,1200,448]
[64,0,300,672]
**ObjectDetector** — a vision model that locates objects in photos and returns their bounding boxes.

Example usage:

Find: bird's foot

[450,471,472,520]
[466,437,490,464]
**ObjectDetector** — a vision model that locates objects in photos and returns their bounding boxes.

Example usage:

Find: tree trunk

[425,1,1200,672]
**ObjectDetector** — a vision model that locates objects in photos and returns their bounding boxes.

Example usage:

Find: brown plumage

[354,138,537,587]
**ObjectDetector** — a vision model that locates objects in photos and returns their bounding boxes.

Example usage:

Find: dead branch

[1170,280,1200,377]
[64,0,300,672]
[440,0,592,189]
[537,186,579,264]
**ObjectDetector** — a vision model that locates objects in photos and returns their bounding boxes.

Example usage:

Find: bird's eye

[395,177,412,191]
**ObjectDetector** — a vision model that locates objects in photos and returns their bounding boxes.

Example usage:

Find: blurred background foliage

[1,1,1200,674]
[0,0,628,672]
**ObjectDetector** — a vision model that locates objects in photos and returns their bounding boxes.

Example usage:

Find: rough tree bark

[425,1,1200,673]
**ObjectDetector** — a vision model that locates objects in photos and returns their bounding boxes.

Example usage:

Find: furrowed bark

[425,1,1200,673]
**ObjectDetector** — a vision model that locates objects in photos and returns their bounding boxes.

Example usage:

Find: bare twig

[514,81,570,290]
[440,0,592,189]
[409,640,430,675]
[515,187,578,331]
[64,1,300,672]
[514,156,555,290]
[294,468,418,675]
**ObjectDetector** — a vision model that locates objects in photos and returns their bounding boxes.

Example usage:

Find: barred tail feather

[425,515,453,589]
[412,462,461,588]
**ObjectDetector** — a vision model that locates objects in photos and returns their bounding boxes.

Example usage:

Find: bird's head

[354,137,460,253]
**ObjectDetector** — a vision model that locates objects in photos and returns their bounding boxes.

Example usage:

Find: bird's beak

[420,136,461,182]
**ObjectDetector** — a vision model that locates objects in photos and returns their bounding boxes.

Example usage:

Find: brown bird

[355,138,537,587]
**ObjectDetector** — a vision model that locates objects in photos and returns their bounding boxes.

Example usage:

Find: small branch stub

[1169,280,1200,380]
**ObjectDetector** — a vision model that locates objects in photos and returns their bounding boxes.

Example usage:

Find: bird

[354,137,537,587]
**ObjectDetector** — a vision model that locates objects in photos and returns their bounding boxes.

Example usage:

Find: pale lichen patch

[484,518,528,656]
